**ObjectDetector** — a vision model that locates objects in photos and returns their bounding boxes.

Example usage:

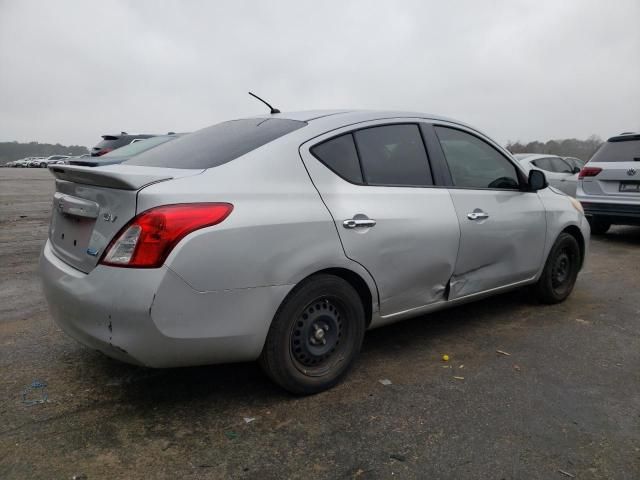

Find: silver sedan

[514,153,582,196]
[40,111,590,394]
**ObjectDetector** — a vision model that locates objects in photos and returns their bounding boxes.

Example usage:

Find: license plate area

[619,181,640,192]
[50,211,97,261]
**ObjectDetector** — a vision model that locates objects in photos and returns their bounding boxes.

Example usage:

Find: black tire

[39,163,47,168]
[534,233,581,304]
[259,274,366,395]
[587,216,610,235]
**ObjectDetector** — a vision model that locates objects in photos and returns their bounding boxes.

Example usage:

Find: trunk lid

[47,165,203,273]
[581,161,640,197]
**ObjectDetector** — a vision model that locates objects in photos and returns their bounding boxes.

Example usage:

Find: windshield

[103,135,177,158]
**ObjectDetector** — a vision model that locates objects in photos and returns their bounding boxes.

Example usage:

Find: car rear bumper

[579,201,640,226]
[40,240,292,367]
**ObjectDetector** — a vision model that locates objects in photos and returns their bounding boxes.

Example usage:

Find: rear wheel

[260,274,365,395]
[534,233,580,304]
[587,216,610,235]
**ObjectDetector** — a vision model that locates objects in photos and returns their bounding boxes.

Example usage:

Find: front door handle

[343,218,377,229]
[467,210,489,221]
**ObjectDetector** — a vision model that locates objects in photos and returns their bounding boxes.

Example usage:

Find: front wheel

[260,274,366,395]
[534,233,581,304]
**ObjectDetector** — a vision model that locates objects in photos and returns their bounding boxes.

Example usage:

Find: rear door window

[311,134,363,184]
[435,126,520,189]
[126,118,306,169]
[353,124,433,186]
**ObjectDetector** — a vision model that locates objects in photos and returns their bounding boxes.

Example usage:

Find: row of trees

[0,141,88,163]
[506,135,603,161]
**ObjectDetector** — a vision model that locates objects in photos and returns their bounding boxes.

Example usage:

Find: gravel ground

[1,168,639,479]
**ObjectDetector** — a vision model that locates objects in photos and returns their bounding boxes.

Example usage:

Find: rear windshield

[93,138,127,150]
[125,118,306,169]
[590,139,640,162]
[103,135,177,158]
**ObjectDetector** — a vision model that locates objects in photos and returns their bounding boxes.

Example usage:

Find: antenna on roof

[248,92,280,114]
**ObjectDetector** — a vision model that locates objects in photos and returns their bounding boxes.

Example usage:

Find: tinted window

[353,124,432,186]
[532,157,572,173]
[564,157,584,169]
[532,157,554,171]
[590,139,640,162]
[435,127,520,189]
[311,134,363,184]
[549,157,574,173]
[126,118,306,169]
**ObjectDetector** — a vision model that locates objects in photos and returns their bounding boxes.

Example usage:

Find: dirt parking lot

[1,168,639,479]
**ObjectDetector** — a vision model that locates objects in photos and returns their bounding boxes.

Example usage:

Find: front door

[300,121,461,316]
[433,125,547,299]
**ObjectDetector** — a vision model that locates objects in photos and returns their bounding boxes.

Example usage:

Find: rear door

[430,125,547,299]
[300,120,460,317]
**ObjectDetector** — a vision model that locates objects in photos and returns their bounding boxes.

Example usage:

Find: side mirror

[572,166,581,174]
[528,169,548,191]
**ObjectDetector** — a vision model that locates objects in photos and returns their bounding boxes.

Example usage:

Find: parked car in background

[91,132,157,156]
[70,134,182,166]
[40,110,589,394]
[26,157,47,167]
[577,132,640,234]
[563,156,585,170]
[37,155,71,168]
[514,153,580,196]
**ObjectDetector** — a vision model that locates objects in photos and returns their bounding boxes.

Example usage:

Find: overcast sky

[1,0,638,147]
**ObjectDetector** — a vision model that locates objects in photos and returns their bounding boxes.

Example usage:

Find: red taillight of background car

[100,203,233,268]
[96,148,113,156]
[578,166,602,179]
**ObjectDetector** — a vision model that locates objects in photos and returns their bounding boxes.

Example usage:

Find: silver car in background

[40,110,590,394]
[514,153,581,196]
[577,132,640,234]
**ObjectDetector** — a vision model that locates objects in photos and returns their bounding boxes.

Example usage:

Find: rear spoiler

[48,164,199,190]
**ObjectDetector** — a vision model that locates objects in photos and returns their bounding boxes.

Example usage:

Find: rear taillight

[100,203,233,268]
[96,148,113,156]
[578,166,602,179]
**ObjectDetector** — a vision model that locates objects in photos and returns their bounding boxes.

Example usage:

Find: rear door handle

[343,218,377,229]
[467,210,489,221]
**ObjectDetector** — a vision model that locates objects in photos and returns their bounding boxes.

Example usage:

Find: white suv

[577,133,640,234]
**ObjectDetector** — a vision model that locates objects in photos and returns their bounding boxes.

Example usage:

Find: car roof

[514,153,564,162]
[608,132,640,142]
[249,109,475,129]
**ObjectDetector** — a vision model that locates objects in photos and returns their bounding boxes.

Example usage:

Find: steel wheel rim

[552,248,573,292]
[290,297,346,376]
